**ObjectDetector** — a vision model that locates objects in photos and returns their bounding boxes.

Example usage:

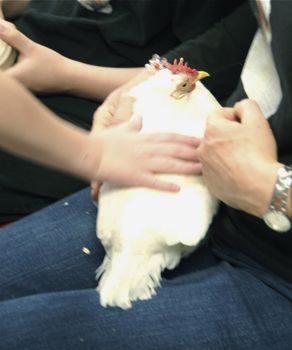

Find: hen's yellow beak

[197,71,210,81]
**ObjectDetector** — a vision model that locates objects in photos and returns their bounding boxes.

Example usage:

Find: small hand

[91,69,201,201]
[93,116,201,192]
[91,68,154,132]
[92,87,135,132]
[90,86,136,201]
[196,99,282,217]
[0,19,67,93]
[90,70,155,200]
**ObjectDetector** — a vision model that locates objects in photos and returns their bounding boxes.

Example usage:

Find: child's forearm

[0,72,100,182]
[61,59,144,101]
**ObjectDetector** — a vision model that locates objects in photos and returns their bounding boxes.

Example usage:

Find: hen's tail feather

[96,248,185,309]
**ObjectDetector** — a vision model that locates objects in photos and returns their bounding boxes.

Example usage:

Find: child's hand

[0,19,68,93]
[93,117,201,192]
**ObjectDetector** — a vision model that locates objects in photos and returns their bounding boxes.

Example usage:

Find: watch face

[263,210,291,233]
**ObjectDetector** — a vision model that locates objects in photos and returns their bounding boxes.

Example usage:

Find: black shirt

[212,0,292,283]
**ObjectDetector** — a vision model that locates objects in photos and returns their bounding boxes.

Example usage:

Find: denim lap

[0,188,291,349]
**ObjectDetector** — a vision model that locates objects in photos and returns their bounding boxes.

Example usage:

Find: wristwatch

[263,165,292,233]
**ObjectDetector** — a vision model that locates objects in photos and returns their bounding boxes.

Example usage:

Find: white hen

[96,55,220,309]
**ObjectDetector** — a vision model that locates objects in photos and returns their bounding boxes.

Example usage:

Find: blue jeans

[0,188,291,350]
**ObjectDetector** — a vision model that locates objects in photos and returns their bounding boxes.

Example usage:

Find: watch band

[263,165,292,232]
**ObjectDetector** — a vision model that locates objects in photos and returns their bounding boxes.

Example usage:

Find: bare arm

[0,71,101,182]
[61,60,143,101]
[1,0,30,19]
[0,19,144,100]
[0,72,201,192]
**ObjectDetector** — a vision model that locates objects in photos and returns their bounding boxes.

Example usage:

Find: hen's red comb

[164,58,198,77]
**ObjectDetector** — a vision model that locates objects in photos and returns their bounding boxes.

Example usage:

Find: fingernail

[0,24,6,33]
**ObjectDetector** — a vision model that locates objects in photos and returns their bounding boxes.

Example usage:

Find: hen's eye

[181,83,187,87]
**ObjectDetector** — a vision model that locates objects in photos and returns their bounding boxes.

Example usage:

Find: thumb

[207,109,236,129]
[208,107,238,123]
[233,99,265,126]
[114,95,135,123]
[121,115,143,132]
[0,20,33,54]
[4,63,24,79]
[92,104,111,132]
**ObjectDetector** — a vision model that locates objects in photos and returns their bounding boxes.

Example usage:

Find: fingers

[206,107,239,129]
[120,116,143,132]
[92,89,135,133]
[209,107,237,121]
[113,94,135,123]
[234,99,266,125]
[136,174,180,192]
[145,132,201,147]
[91,180,102,202]
[137,159,202,192]
[204,100,269,138]
[0,19,33,54]
[92,105,113,132]
[142,134,201,168]
[149,143,198,162]
[148,157,202,175]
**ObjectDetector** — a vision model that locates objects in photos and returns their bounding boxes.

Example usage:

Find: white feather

[96,68,220,309]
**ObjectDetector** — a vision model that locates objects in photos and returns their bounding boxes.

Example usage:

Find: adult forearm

[62,59,143,101]
[0,73,100,182]
[1,0,30,19]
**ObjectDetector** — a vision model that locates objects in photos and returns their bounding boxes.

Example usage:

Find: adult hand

[196,99,282,217]
[92,116,201,194]
[0,19,68,93]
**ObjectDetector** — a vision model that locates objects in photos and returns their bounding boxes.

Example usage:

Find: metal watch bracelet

[263,165,292,232]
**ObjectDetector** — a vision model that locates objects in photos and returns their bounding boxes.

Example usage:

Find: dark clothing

[213,0,292,283]
[0,0,249,222]
[165,2,257,104]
